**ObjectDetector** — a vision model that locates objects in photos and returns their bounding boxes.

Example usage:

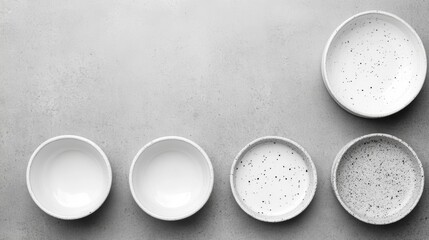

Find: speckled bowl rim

[129,136,214,221]
[230,136,317,222]
[321,10,427,118]
[26,135,112,220]
[331,133,425,225]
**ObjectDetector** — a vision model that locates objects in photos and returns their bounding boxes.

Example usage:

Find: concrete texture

[0,0,428,239]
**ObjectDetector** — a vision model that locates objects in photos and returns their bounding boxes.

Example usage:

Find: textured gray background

[1,0,429,239]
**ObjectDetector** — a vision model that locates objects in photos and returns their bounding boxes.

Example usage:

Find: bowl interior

[324,12,426,117]
[28,137,111,219]
[334,135,424,224]
[231,137,317,222]
[130,138,213,220]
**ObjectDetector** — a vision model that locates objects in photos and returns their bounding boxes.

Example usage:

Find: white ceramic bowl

[129,136,214,221]
[230,136,317,222]
[27,135,112,220]
[331,133,424,224]
[322,11,427,118]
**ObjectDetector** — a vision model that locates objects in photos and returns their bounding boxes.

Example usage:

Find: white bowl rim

[129,136,214,221]
[230,136,317,222]
[26,135,112,220]
[321,10,427,118]
[331,133,425,225]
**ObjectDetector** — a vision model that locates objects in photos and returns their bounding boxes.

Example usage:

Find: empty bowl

[322,11,427,118]
[230,136,317,222]
[27,135,112,220]
[129,136,214,221]
[331,133,424,224]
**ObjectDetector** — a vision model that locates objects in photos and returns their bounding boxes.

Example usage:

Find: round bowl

[331,133,424,224]
[129,136,214,221]
[322,10,427,118]
[230,136,317,222]
[27,135,112,220]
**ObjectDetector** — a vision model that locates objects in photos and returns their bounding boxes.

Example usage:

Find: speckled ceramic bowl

[322,11,427,118]
[230,136,317,222]
[332,133,424,225]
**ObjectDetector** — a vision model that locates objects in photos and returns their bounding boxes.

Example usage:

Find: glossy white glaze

[27,135,112,220]
[129,136,213,221]
[332,133,424,224]
[230,136,317,222]
[322,11,427,118]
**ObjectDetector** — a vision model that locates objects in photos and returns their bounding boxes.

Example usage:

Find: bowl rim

[26,135,112,220]
[230,136,317,222]
[331,133,425,225]
[321,10,427,118]
[129,136,214,221]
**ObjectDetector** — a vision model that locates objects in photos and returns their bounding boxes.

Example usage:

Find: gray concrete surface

[1,0,429,239]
